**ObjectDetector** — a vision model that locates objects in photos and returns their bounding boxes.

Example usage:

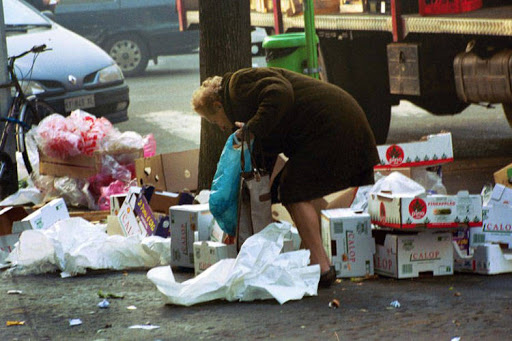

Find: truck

[177,0,512,144]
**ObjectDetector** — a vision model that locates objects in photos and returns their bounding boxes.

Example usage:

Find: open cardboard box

[39,149,143,178]
[135,149,199,193]
[375,132,453,169]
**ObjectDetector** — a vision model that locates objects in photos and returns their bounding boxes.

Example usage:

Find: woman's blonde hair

[191,76,223,117]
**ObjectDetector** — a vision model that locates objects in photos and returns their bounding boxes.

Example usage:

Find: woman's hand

[235,121,254,141]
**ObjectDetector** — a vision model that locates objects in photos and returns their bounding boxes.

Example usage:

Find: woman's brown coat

[220,67,379,204]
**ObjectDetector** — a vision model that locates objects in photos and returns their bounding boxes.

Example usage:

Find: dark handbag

[235,130,273,251]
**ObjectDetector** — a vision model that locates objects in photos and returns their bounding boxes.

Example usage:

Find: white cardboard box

[486,184,512,206]
[321,208,375,278]
[116,191,149,237]
[170,204,214,268]
[193,241,236,276]
[453,242,512,275]
[375,132,453,168]
[373,230,453,279]
[368,191,482,230]
[469,204,512,249]
[12,198,69,231]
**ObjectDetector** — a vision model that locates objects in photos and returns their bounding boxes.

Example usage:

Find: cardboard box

[452,227,470,256]
[374,132,453,169]
[13,198,69,231]
[321,208,375,278]
[39,149,142,178]
[486,184,512,206]
[494,163,512,189]
[135,149,199,193]
[117,189,157,237]
[373,230,453,279]
[0,206,30,264]
[193,241,236,276]
[471,204,512,248]
[170,204,214,268]
[368,190,482,230]
[453,242,512,275]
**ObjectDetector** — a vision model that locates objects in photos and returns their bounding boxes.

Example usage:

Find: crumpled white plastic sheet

[370,171,426,196]
[147,222,320,306]
[6,217,170,278]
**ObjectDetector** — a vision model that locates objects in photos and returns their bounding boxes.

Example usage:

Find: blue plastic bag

[209,133,252,236]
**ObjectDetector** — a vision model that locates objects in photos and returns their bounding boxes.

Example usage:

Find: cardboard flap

[491,184,506,202]
[0,206,29,235]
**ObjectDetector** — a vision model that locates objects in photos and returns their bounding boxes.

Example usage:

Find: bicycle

[0,44,55,197]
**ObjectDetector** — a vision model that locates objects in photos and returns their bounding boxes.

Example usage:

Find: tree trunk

[197,0,252,191]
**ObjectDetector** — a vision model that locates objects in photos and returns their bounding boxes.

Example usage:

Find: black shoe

[319,266,336,289]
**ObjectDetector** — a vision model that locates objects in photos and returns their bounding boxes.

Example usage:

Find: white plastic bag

[7,218,170,277]
[147,222,320,306]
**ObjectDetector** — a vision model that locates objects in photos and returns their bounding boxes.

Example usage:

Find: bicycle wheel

[18,100,54,175]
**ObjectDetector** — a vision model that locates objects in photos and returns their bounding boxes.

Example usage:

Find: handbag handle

[239,127,259,176]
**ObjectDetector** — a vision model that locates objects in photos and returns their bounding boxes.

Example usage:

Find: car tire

[103,35,149,77]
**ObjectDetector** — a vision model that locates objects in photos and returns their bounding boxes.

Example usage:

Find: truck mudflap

[454,49,512,104]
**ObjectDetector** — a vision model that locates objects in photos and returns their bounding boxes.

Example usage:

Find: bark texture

[197,0,252,191]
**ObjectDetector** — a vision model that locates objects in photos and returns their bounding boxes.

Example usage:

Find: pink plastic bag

[35,114,83,159]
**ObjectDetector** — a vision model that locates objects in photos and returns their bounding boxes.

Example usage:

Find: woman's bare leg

[285,201,331,273]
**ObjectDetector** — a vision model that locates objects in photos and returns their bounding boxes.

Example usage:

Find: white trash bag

[147,221,320,306]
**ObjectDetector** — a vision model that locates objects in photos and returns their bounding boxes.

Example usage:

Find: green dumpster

[262,32,319,75]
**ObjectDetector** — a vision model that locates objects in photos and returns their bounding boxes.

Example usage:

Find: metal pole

[0,0,18,199]
[303,0,318,79]
[272,0,283,35]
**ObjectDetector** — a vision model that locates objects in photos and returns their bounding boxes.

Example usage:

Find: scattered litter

[6,321,25,326]
[69,318,82,326]
[147,222,319,306]
[128,324,160,330]
[335,279,342,284]
[451,337,461,341]
[454,292,462,297]
[127,305,137,310]
[97,299,110,309]
[300,325,306,329]
[329,299,340,309]
[449,286,454,290]
[98,290,124,299]
[7,290,23,295]
[360,309,368,312]
[389,300,401,308]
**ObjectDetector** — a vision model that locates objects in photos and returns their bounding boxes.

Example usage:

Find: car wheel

[104,35,149,77]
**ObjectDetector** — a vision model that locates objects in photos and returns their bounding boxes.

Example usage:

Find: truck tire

[360,101,392,145]
[104,35,149,77]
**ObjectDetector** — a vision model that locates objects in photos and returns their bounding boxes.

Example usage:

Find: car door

[119,0,199,56]
[53,0,121,45]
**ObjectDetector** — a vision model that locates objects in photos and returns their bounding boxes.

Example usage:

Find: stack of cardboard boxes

[368,132,484,279]
[454,176,512,274]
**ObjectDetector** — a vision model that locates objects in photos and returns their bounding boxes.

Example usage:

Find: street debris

[5,217,170,277]
[69,318,83,327]
[126,305,137,310]
[147,222,320,306]
[328,298,340,309]
[6,321,25,326]
[389,300,401,308]
[451,337,461,341]
[7,290,22,295]
[98,290,124,299]
[97,299,110,309]
[128,324,160,330]
[454,292,462,297]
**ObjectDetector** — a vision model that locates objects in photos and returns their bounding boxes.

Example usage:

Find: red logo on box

[409,198,427,219]
[379,202,386,224]
[386,145,404,166]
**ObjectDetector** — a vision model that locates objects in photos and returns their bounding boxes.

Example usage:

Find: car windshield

[3,0,51,29]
